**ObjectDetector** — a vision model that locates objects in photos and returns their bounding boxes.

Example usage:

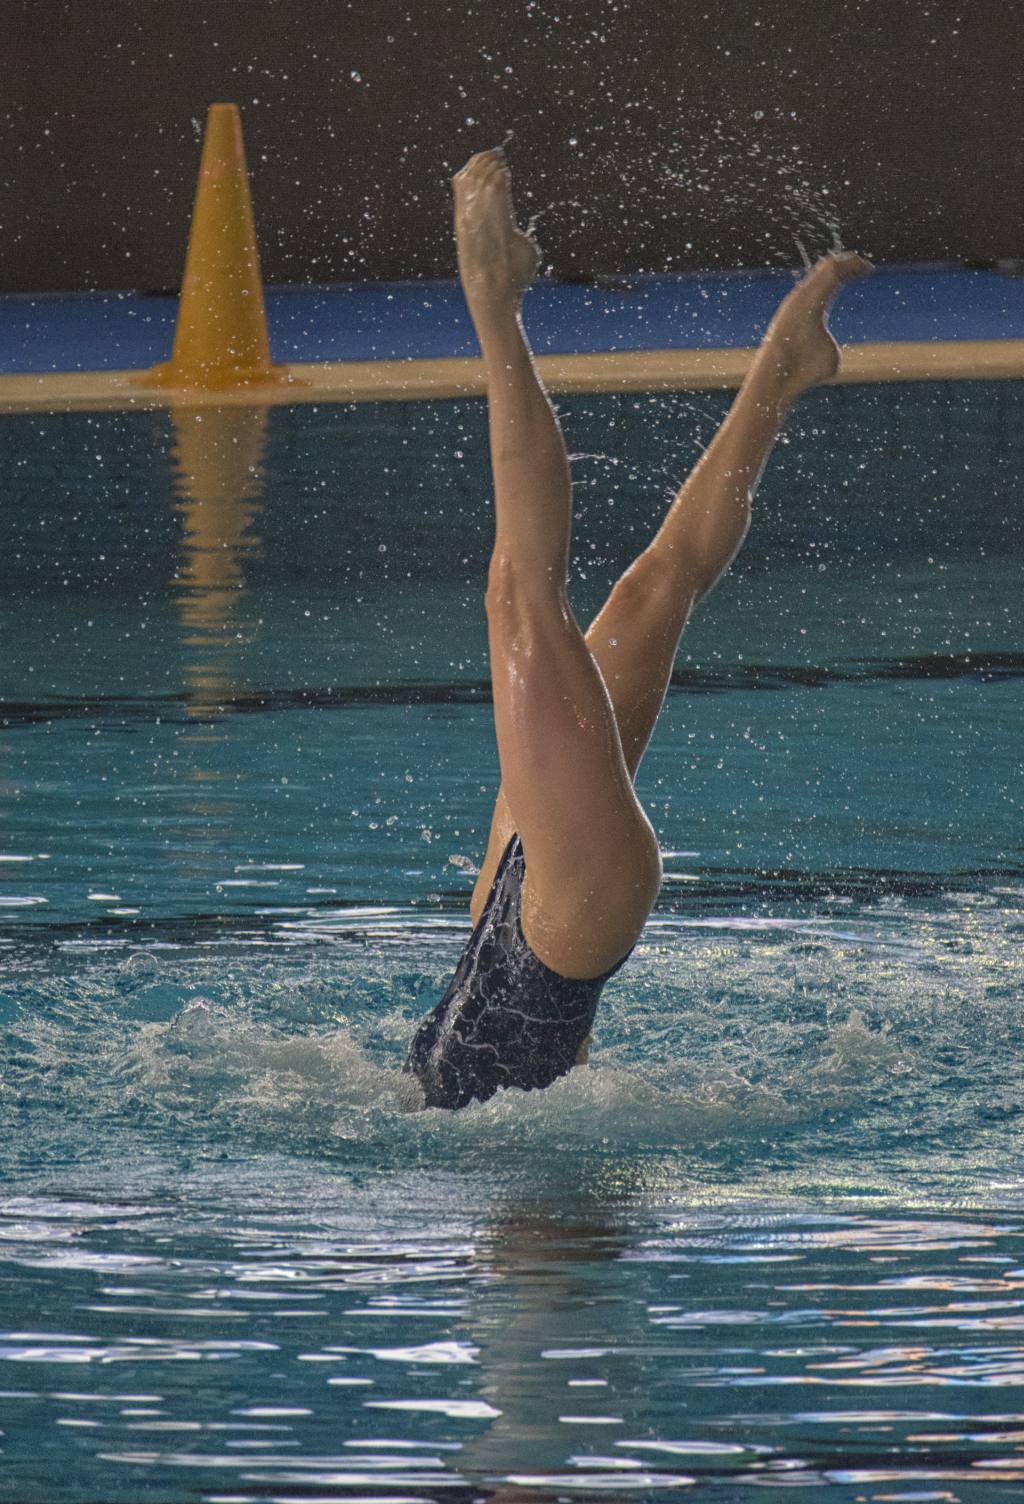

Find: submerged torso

[405,835,631,1110]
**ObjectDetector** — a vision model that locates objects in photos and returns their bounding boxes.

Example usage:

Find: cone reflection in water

[171,403,268,716]
[146,103,290,390]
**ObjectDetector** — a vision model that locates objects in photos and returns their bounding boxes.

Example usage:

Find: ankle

[469,296,524,347]
[743,352,797,414]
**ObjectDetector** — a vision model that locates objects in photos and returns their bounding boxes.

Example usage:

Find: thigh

[483,559,661,978]
[471,550,687,923]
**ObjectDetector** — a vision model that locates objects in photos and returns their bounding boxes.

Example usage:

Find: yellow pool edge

[2,338,1024,412]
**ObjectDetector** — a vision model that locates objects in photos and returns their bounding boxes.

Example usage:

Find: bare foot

[453,148,541,320]
[758,252,873,402]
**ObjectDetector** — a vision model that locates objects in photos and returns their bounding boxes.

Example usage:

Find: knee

[608,548,697,631]
[485,551,518,611]
[485,553,564,620]
[484,556,521,638]
[611,549,675,609]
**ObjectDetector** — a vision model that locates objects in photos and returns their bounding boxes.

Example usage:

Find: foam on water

[4,881,1021,1197]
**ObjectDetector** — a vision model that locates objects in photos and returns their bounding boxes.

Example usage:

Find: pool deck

[1,265,1023,410]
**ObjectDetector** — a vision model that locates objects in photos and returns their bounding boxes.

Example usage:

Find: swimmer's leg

[585,252,872,773]
[473,252,871,912]
[457,149,660,978]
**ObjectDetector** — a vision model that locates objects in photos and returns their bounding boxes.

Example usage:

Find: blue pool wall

[1,265,1023,375]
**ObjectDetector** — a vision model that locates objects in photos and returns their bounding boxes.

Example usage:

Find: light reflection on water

[171,402,268,717]
[5,1184,1024,1499]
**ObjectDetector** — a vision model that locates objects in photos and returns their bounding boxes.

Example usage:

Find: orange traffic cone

[144,104,291,390]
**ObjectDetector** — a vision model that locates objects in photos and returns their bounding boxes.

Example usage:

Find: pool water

[0,380,1022,1501]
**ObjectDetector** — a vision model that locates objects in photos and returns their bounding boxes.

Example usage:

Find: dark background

[3,0,1021,294]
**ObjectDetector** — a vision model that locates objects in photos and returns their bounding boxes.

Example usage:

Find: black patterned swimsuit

[404,835,632,1110]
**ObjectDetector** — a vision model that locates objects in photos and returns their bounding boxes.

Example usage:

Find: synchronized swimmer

[405,148,871,1110]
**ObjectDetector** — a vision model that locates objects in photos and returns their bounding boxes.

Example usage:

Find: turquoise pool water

[0,380,1022,1501]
